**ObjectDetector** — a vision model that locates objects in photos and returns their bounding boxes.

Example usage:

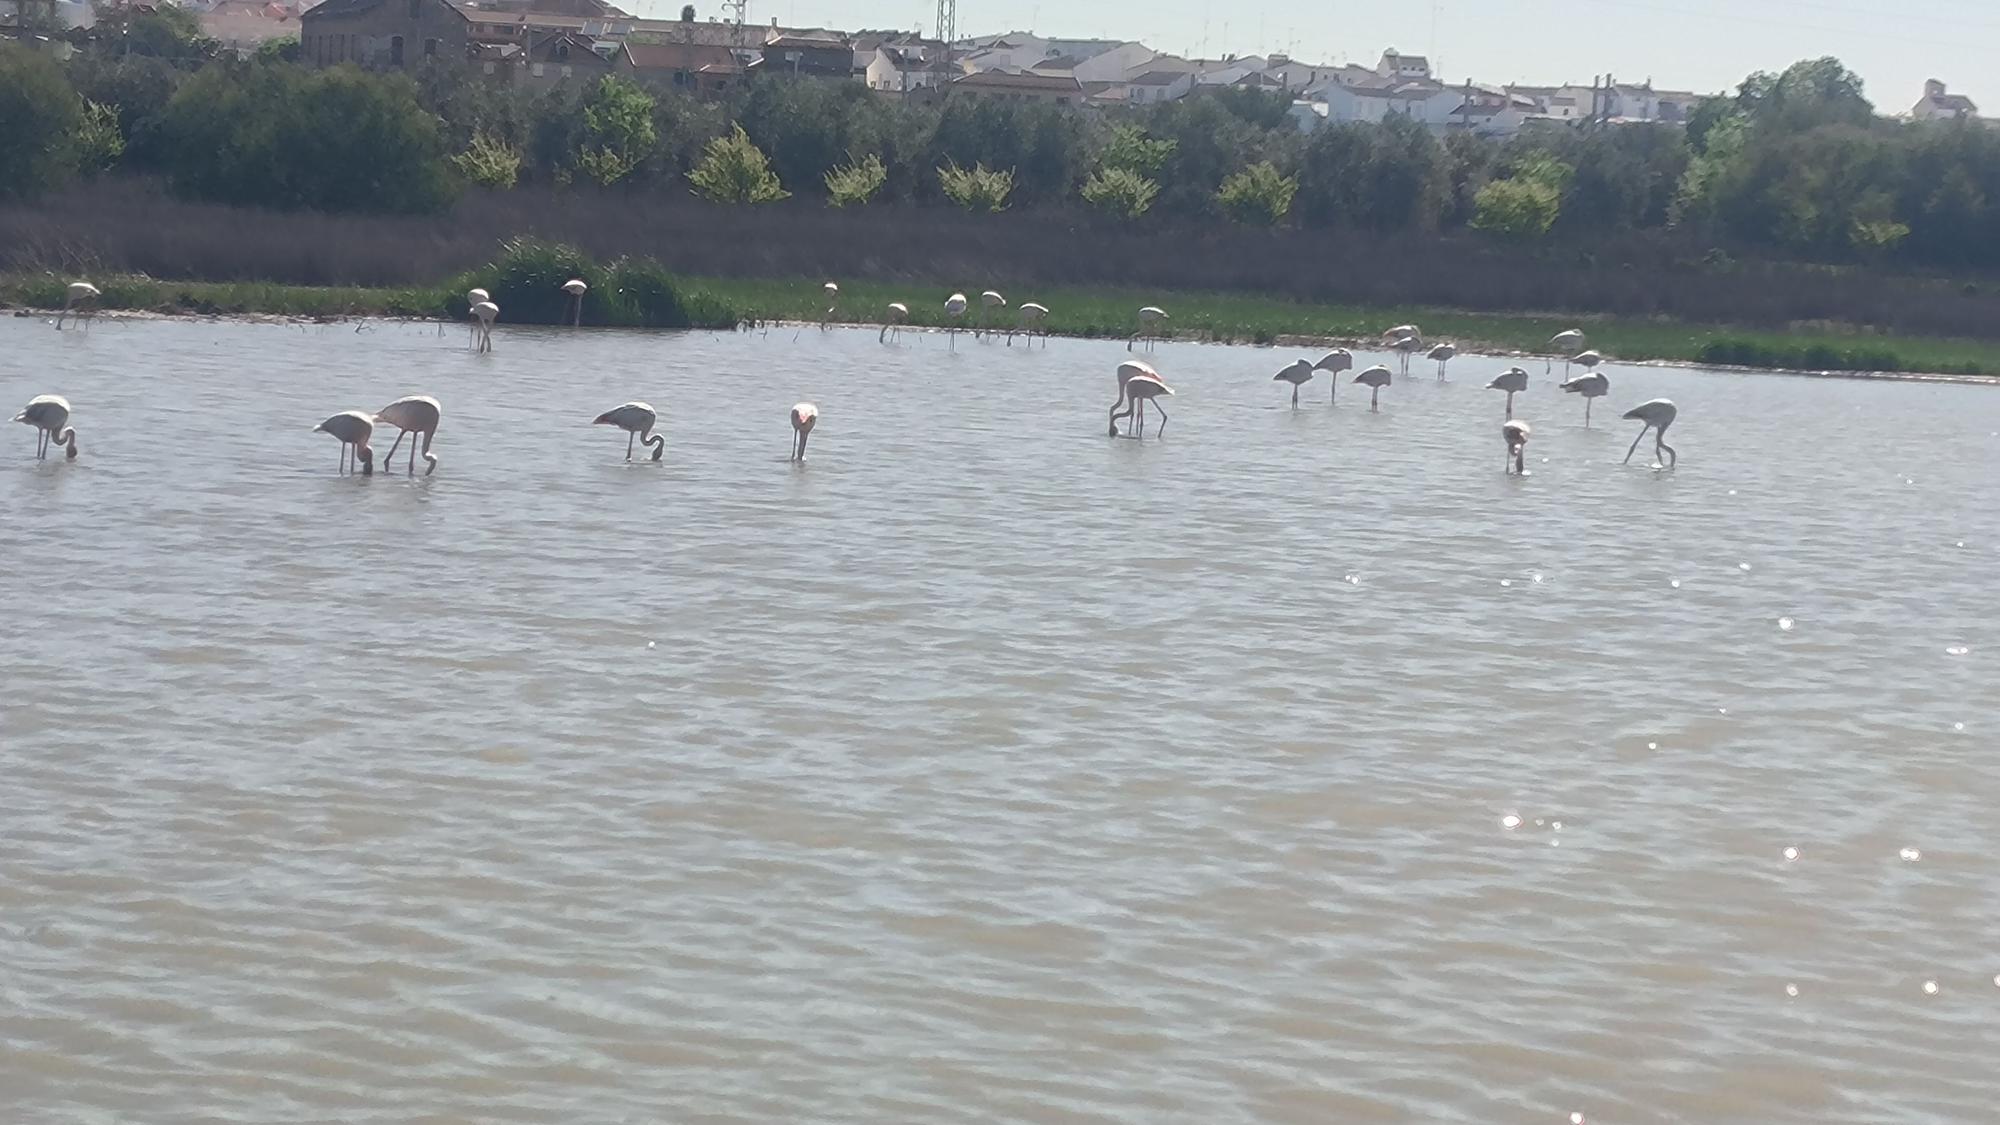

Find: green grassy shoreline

[8,272,2000,380]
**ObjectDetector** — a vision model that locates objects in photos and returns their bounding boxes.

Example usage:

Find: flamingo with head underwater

[1130,306,1168,351]
[944,293,968,349]
[790,402,818,461]
[562,279,587,327]
[57,282,100,330]
[595,402,665,462]
[1502,420,1530,475]
[15,395,79,460]
[1622,399,1679,469]
[1012,302,1048,347]
[1110,360,1173,437]
[314,410,374,474]
[880,301,908,343]
[375,395,442,475]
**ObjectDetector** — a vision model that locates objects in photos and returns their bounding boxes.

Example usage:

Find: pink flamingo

[313,410,374,474]
[791,402,818,461]
[375,395,441,475]
[1110,361,1173,437]
[15,395,79,460]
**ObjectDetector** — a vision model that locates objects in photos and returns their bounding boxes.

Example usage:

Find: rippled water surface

[4,315,2000,1123]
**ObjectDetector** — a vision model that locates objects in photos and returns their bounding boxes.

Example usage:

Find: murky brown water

[4,315,1999,1123]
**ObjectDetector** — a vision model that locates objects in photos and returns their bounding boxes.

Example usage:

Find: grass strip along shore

[7,249,1998,380]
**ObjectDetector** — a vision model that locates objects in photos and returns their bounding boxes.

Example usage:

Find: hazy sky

[630,0,1999,111]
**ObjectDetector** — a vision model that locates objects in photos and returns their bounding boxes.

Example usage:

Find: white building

[1910,78,1980,121]
[1376,48,1430,81]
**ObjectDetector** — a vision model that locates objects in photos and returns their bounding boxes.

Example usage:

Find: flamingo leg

[1658,434,1676,469]
[1623,426,1649,464]
[1291,386,1299,409]
[383,430,405,471]
[1585,399,1593,427]
[1371,388,1380,412]
[1506,393,1515,421]
[626,431,636,461]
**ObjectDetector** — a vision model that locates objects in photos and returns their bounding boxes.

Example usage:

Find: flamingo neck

[57,428,77,457]
[646,433,666,460]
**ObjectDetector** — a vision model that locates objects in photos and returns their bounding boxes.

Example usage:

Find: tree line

[5,19,2000,271]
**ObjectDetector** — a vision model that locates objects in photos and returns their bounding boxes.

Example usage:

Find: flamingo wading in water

[375,395,441,475]
[880,302,908,343]
[14,395,79,460]
[1560,371,1610,425]
[1622,399,1679,469]
[1353,365,1392,412]
[820,282,839,329]
[1011,302,1048,347]
[1487,367,1530,419]
[1428,342,1457,380]
[562,279,587,327]
[57,282,99,330]
[1503,420,1530,475]
[465,288,489,346]
[944,293,968,350]
[790,402,818,461]
[595,402,665,462]
[1130,306,1168,351]
[978,290,1006,338]
[471,300,498,353]
[1274,359,1315,408]
[1316,349,1353,403]
[314,410,375,474]
[1392,333,1424,377]
[1110,361,1172,437]
[1549,329,1587,376]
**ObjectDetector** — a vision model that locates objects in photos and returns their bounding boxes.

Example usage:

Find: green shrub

[1471,177,1561,240]
[938,159,1014,212]
[1216,161,1297,225]
[688,124,788,203]
[574,76,656,187]
[1080,167,1159,220]
[75,100,126,177]
[452,131,521,189]
[448,238,737,328]
[824,152,887,207]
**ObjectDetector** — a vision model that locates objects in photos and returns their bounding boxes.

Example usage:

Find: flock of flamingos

[15,279,1682,475]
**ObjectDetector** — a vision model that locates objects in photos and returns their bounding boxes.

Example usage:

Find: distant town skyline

[629,0,1997,114]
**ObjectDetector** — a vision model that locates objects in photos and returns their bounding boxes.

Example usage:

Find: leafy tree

[64,54,185,171]
[824,152,887,206]
[1736,57,1873,134]
[93,2,216,61]
[452,131,522,189]
[153,64,455,212]
[937,159,1014,212]
[1097,124,1175,177]
[0,42,83,200]
[1080,167,1159,219]
[687,123,788,203]
[1472,177,1561,240]
[1211,86,1293,129]
[1293,116,1448,230]
[1216,160,1297,225]
[573,75,656,186]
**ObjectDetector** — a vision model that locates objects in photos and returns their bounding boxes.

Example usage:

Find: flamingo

[375,395,441,475]
[880,301,909,343]
[1560,371,1610,425]
[1503,419,1530,475]
[465,288,489,346]
[560,279,587,327]
[313,410,375,475]
[790,402,818,461]
[1487,367,1529,419]
[1392,333,1424,377]
[1011,301,1048,347]
[1549,329,1587,375]
[471,300,498,353]
[1353,365,1392,412]
[14,395,78,460]
[820,282,839,329]
[1572,350,1604,382]
[944,292,968,350]
[1109,360,1172,438]
[1383,324,1420,344]
[978,290,1006,338]
[1428,342,1457,380]
[57,281,101,330]
[1315,349,1353,403]
[594,401,665,462]
[1130,306,1168,351]
[1622,399,1678,469]
[1274,358,1314,408]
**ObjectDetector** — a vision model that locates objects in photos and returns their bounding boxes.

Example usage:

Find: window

[560,65,573,77]
[531,62,545,76]
[555,41,569,60]
[390,35,404,64]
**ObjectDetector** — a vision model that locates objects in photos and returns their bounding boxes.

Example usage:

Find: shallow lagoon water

[3,316,1999,1123]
